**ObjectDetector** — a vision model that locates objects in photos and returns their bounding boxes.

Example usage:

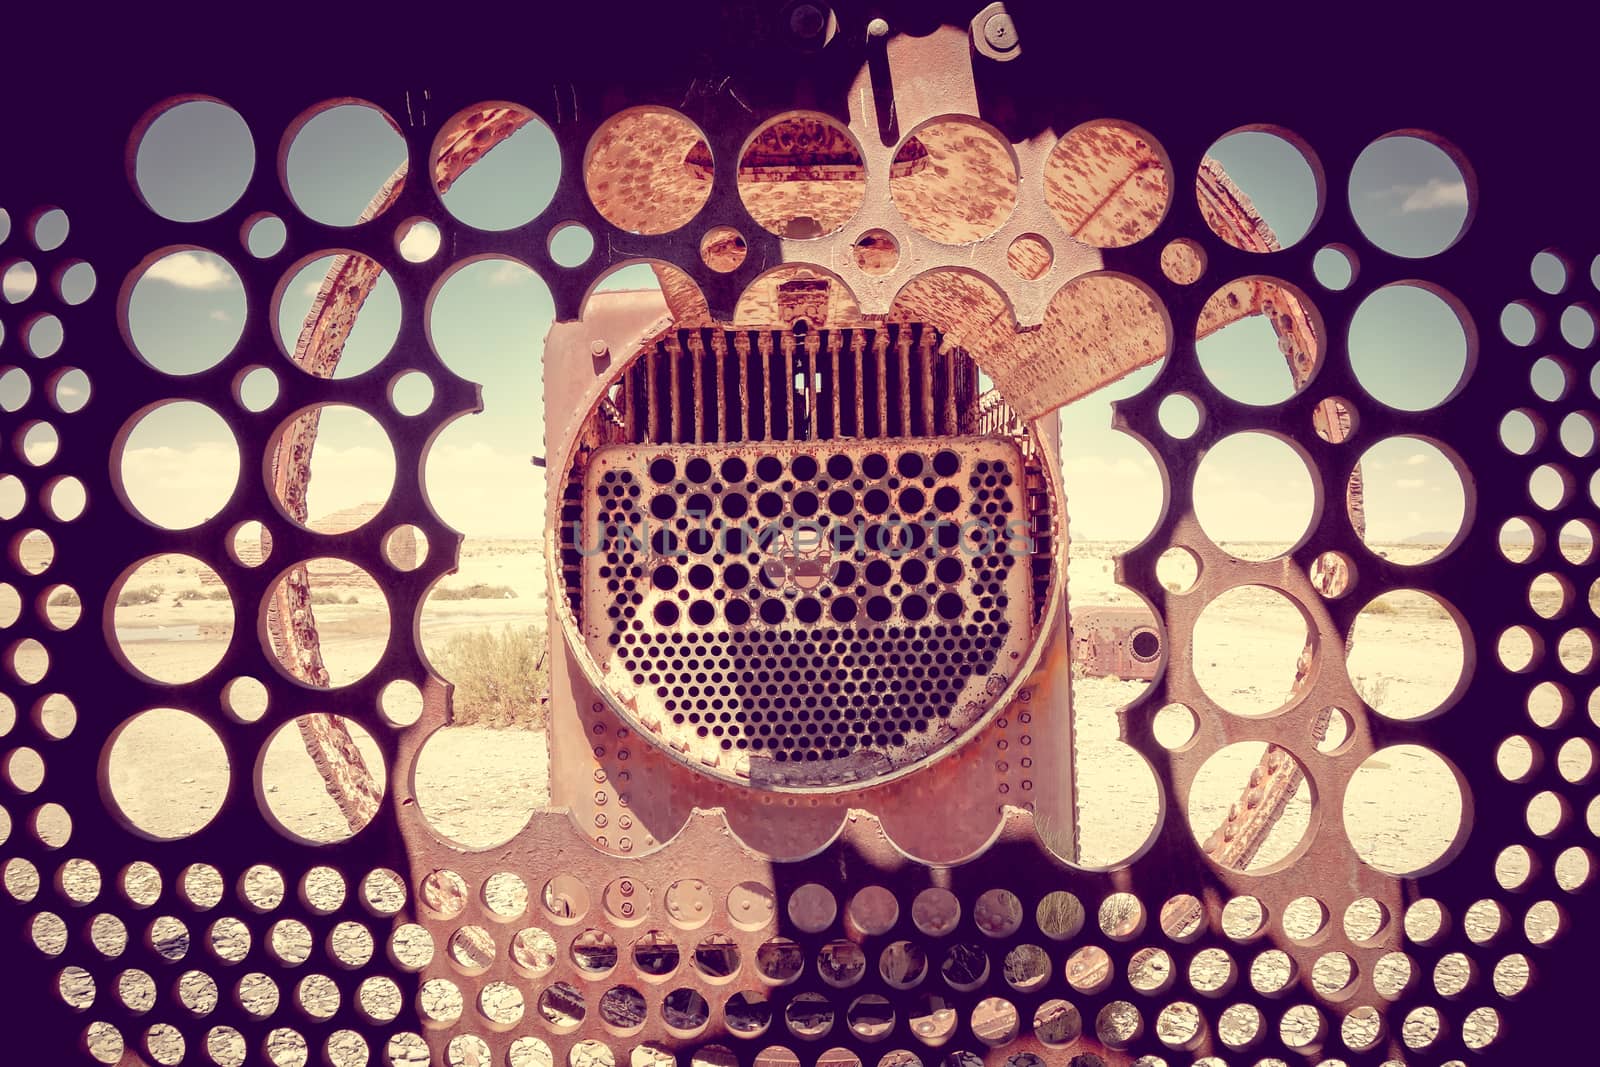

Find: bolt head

[789,3,826,39]
[983,11,1018,50]
[867,17,890,38]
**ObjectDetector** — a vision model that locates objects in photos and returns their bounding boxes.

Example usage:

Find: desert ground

[15,534,1540,882]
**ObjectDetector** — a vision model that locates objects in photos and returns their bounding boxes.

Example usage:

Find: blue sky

[2,103,1483,548]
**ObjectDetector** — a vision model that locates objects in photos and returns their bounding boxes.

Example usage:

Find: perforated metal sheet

[580,438,1034,787]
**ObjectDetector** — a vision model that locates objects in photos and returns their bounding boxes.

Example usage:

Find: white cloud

[1404,452,1429,466]
[23,436,57,464]
[121,442,241,527]
[398,223,441,262]
[208,309,231,322]
[1390,178,1469,214]
[487,261,530,286]
[301,279,323,298]
[2,262,37,301]
[143,251,237,290]
[1396,478,1426,490]
[425,440,545,539]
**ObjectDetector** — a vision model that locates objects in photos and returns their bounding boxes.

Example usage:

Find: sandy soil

[31,537,1523,879]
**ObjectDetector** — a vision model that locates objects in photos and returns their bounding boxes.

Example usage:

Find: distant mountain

[1401,530,1458,545]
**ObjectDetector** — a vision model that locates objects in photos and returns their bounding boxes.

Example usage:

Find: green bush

[116,585,164,607]
[432,583,518,601]
[49,589,82,608]
[438,625,549,729]
[173,588,234,603]
[309,590,361,606]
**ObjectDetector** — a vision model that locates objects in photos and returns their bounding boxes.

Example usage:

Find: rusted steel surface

[1070,606,1161,682]
[0,6,1596,1065]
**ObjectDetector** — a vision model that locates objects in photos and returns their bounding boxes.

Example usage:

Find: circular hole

[55,261,96,306]
[258,716,386,843]
[263,559,388,686]
[395,217,440,263]
[236,365,279,412]
[244,214,287,258]
[1070,741,1160,869]
[223,676,268,724]
[111,554,233,683]
[1347,589,1466,719]
[1532,463,1571,509]
[35,692,77,739]
[1533,250,1569,294]
[1200,129,1320,250]
[382,524,427,571]
[42,584,81,630]
[1560,412,1596,457]
[587,108,711,235]
[544,875,591,923]
[1353,436,1468,562]
[700,227,748,273]
[415,725,543,848]
[126,250,245,374]
[1152,703,1197,749]
[1005,234,1051,279]
[2,260,37,303]
[389,371,434,418]
[14,529,54,576]
[227,520,273,569]
[49,368,88,415]
[267,404,395,530]
[1193,432,1315,559]
[891,119,1016,244]
[1502,300,1541,346]
[974,889,1024,937]
[1156,546,1200,594]
[1045,121,1170,248]
[1500,408,1540,455]
[1157,393,1200,438]
[1350,284,1471,410]
[1313,244,1357,289]
[284,103,406,226]
[30,208,69,252]
[849,229,898,276]
[105,708,228,839]
[45,476,87,522]
[1563,304,1598,348]
[1188,743,1312,871]
[787,882,837,934]
[276,254,399,378]
[1345,744,1469,875]
[1158,237,1205,285]
[1197,278,1321,405]
[736,113,865,238]
[1193,586,1307,716]
[1348,133,1471,258]
[20,420,58,465]
[134,100,255,222]
[119,401,239,529]
[0,367,27,412]
[435,104,559,230]
[550,223,595,268]
[24,313,63,358]
[1533,354,1569,400]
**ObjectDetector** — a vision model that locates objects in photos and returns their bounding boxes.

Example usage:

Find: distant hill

[1401,530,1457,546]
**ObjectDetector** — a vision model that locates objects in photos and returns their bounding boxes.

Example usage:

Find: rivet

[619,838,633,852]
[595,813,608,827]
[593,745,606,758]
[594,791,609,806]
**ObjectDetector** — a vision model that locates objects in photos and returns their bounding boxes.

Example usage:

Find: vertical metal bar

[687,331,706,444]
[802,331,820,442]
[780,331,796,442]
[941,341,957,437]
[667,338,683,444]
[827,330,842,441]
[902,327,915,441]
[873,329,890,439]
[734,331,752,443]
[757,331,775,442]
[918,325,936,437]
[851,330,866,437]
[645,345,659,443]
[712,332,727,445]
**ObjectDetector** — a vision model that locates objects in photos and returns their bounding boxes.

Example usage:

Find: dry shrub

[439,625,549,729]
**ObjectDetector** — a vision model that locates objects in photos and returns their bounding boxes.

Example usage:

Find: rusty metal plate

[579,437,1035,787]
